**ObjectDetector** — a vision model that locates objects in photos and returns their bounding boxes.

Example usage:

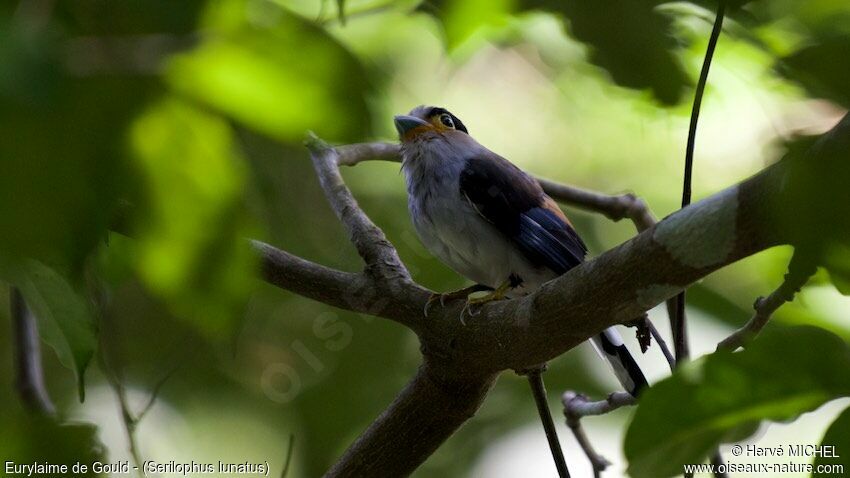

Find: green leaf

[625,326,850,478]
[0,406,104,469]
[683,0,754,11]
[6,259,97,402]
[129,98,258,337]
[781,36,850,108]
[824,244,850,295]
[52,0,205,35]
[749,2,850,39]
[421,0,516,50]
[779,118,850,287]
[166,0,371,143]
[0,21,149,273]
[814,406,850,475]
[337,0,347,25]
[519,0,690,104]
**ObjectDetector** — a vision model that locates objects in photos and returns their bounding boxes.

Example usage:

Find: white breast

[402,140,555,294]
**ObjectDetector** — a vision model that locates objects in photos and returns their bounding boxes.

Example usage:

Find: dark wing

[459,154,587,275]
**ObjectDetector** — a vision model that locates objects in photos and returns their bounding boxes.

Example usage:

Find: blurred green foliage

[128,98,258,336]
[1,404,105,474]
[815,405,850,474]
[625,326,850,477]
[520,0,691,105]
[169,0,371,142]
[781,116,850,296]
[6,259,96,401]
[782,37,850,108]
[0,26,146,275]
[0,0,849,476]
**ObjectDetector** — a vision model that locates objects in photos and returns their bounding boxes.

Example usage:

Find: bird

[395,105,648,396]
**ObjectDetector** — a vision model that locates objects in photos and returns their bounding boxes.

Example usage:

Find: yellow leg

[423,284,490,317]
[466,280,511,305]
[461,280,512,322]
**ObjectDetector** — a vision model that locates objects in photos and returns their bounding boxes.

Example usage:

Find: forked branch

[254,113,849,477]
[305,134,411,282]
[717,252,817,351]
[562,391,637,478]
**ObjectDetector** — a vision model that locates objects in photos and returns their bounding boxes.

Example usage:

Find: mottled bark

[254,115,849,477]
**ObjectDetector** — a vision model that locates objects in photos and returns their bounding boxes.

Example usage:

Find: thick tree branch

[330,140,676,347]
[325,363,495,478]
[253,240,428,330]
[412,163,785,374]
[254,241,368,309]
[10,288,55,415]
[257,114,849,477]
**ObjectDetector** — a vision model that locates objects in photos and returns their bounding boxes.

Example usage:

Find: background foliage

[1,0,848,476]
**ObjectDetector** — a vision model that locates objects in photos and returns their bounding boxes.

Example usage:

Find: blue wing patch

[517,208,586,275]
[459,154,588,275]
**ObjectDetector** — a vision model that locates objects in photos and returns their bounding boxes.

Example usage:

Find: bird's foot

[423,284,491,317]
[460,281,511,323]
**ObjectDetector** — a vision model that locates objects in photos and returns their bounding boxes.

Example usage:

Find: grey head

[393,105,469,141]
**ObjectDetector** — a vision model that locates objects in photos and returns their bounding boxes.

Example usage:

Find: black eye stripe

[425,106,469,134]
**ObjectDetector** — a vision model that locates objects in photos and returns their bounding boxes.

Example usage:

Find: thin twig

[522,367,570,478]
[717,253,816,351]
[335,142,401,166]
[281,434,295,478]
[536,180,657,231]
[136,361,181,422]
[680,6,726,475]
[305,133,411,281]
[674,0,726,365]
[10,288,55,415]
[100,355,180,478]
[562,391,637,476]
[563,391,637,418]
[96,297,181,477]
[646,320,676,372]
[99,350,145,476]
[711,451,729,478]
[566,417,609,478]
[672,295,690,363]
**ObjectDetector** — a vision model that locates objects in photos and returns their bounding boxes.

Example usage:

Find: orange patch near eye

[402,124,435,141]
[429,116,452,131]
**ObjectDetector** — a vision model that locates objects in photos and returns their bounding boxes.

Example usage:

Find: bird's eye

[439,113,454,128]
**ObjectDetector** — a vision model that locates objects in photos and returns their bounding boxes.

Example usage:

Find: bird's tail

[590,327,649,396]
